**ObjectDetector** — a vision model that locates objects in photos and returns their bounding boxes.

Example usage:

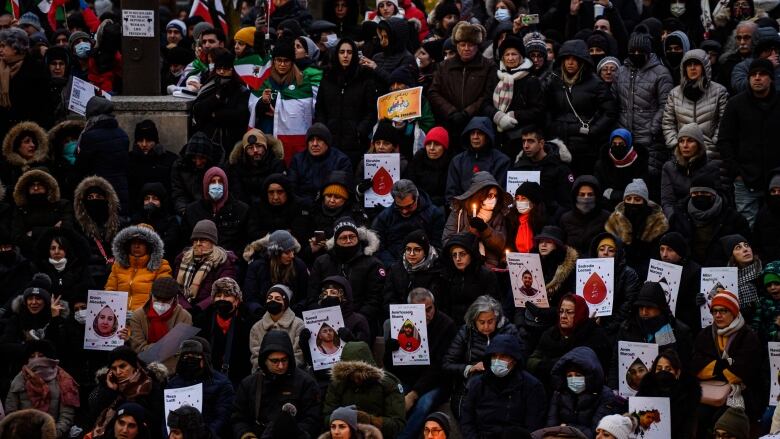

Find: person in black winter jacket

[314,38,377,167]
[310,275,371,345]
[0,121,50,196]
[364,17,418,91]
[382,230,445,315]
[535,226,579,308]
[0,227,35,309]
[547,346,620,437]
[247,173,308,244]
[127,120,178,207]
[594,128,649,211]
[545,39,617,177]
[636,349,701,439]
[130,182,182,261]
[658,231,703,333]
[232,330,321,439]
[406,127,452,208]
[33,226,93,307]
[558,175,610,257]
[589,231,642,335]
[170,132,224,216]
[75,96,130,214]
[226,128,286,207]
[439,232,498,325]
[460,333,546,435]
[442,295,522,419]
[752,168,780,263]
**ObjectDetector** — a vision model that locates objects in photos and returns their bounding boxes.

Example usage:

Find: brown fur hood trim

[2,121,49,168]
[47,119,85,155]
[330,360,385,383]
[111,225,165,270]
[605,201,669,245]
[242,232,302,262]
[317,423,383,439]
[452,21,485,45]
[73,175,121,240]
[94,361,170,383]
[228,133,284,165]
[547,245,578,295]
[13,169,61,206]
[325,226,380,256]
[0,180,6,203]
[0,408,58,439]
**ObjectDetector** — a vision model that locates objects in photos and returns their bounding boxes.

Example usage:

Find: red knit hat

[711,290,740,316]
[423,127,449,150]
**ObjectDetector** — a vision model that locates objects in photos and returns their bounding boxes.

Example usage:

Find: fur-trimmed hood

[330,359,385,383]
[47,119,85,159]
[317,423,383,439]
[13,169,61,206]
[0,408,58,439]
[94,361,170,384]
[228,133,284,166]
[73,175,121,240]
[605,201,669,245]
[547,245,578,295]
[325,226,380,256]
[2,121,49,168]
[11,294,70,319]
[513,138,572,164]
[111,225,165,270]
[242,232,302,262]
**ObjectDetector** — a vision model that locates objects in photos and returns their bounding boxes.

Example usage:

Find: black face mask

[265,300,284,315]
[610,143,630,160]
[0,250,16,265]
[683,82,704,101]
[320,296,341,308]
[28,193,48,205]
[214,300,235,319]
[591,54,606,66]
[84,199,109,222]
[768,195,780,213]
[691,195,715,211]
[623,203,649,223]
[143,202,160,216]
[638,313,667,335]
[176,356,203,380]
[665,51,683,67]
[629,53,648,68]
[654,370,677,388]
[334,244,359,261]
[215,76,232,87]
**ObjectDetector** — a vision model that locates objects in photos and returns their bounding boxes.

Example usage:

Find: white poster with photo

[576,258,614,317]
[506,171,541,197]
[770,342,780,406]
[618,341,659,398]
[68,76,111,116]
[363,153,401,207]
[84,290,127,351]
[699,267,738,327]
[163,384,202,434]
[302,306,346,371]
[628,396,671,439]
[507,252,549,308]
[646,259,683,315]
[389,304,430,366]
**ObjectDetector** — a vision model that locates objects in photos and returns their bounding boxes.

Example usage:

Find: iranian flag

[189,0,228,37]
[234,54,271,92]
[5,0,18,18]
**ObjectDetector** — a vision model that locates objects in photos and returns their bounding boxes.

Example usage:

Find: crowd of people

[2,0,780,438]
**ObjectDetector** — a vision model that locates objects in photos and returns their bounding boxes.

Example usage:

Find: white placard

[507,252,549,308]
[363,153,401,207]
[646,259,683,315]
[576,258,615,317]
[699,267,739,327]
[628,396,671,439]
[770,342,780,406]
[618,341,658,398]
[163,384,203,434]
[122,9,155,37]
[302,306,345,371]
[506,171,541,197]
[84,290,127,351]
[760,435,780,438]
[68,77,111,116]
[390,304,430,366]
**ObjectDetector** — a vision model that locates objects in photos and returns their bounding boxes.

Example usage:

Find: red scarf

[216,314,232,335]
[609,147,638,168]
[515,213,534,253]
[146,304,175,343]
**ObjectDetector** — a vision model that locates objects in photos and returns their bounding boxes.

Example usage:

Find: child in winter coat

[750,260,780,342]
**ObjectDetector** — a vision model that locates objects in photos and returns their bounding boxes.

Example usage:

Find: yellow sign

[377,86,423,122]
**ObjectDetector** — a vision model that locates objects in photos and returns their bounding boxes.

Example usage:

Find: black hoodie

[441,232,499,325]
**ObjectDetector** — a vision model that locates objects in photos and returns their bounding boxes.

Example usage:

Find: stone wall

[112,95,192,153]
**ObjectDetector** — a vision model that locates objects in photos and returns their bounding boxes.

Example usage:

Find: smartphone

[314,231,326,242]
[521,14,540,25]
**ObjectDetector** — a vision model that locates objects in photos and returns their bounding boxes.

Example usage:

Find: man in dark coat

[439,232,499,325]
[247,173,308,244]
[460,333,546,436]
[752,168,780,263]
[226,128,286,207]
[559,175,611,255]
[170,132,224,216]
[445,117,510,203]
[127,120,177,207]
[231,330,321,439]
[658,231,702,333]
[130,182,182,261]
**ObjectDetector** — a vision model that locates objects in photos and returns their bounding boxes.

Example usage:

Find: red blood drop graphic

[373,167,393,195]
[583,272,607,304]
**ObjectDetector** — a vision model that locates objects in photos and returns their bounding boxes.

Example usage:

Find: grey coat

[5,371,77,438]
[615,53,673,148]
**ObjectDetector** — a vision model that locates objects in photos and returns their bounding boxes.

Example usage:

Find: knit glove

[468,217,488,232]
[493,110,518,132]
[695,293,707,307]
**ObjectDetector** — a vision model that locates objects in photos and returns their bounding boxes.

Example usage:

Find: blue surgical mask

[490,358,512,377]
[567,376,586,394]
[62,140,78,165]
[74,41,91,59]
[325,33,338,48]
[494,8,511,21]
[208,183,224,200]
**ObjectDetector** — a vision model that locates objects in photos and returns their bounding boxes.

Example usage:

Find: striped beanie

[711,290,740,316]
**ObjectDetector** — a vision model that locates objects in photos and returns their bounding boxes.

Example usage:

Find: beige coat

[129,303,192,373]
[249,308,305,371]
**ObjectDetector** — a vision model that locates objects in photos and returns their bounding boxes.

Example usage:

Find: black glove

[299,327,311,341]
[447,110,468,126]
[357,178,373,193]
[695,293,707,307]
[468,216,488,232]
[386,338,400,352]
[337,327,355,342]
[299,328,313,365]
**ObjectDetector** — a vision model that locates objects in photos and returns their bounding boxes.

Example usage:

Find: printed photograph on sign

[618,341,658,397]
[576,258,614,317]
[390,304,430,365]
[84,290,127,351]
[505,171,541,198]
[302,306,345,371]
[699,267,738,327]
[363,153,401,207]
[507,252,548,308]
[377,86,423,121]
[646,259,683,315]
[628,396,671,439]
[770,342,780,406]
[163,383,203,434]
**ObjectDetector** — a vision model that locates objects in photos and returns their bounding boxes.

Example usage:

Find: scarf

[688,195,723,225]
[515,213,534,253]
[92,368,152,437]
[561,66,583,87]
[0,54,24,108]
[736,259,762,308]
[270,63,303,87]
[216,314,232,335]
[23,358,80,413]
[610,147,639,168]
[493,59,532,113]
[176,246,228,299]
[146,303,175,343]
[715,313,745,338]
[701,0,730,30]
[402,247,439,273]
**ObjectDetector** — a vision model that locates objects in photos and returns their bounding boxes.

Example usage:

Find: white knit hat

[596,415,633,439]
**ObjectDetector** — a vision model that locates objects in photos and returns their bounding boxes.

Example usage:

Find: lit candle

[472,203,477,217]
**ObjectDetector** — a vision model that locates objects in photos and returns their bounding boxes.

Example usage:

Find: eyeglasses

[711,308,731,315]
[559,310,575,316]
[424,428,445,436]
[395,198,417,213]
[267,357,289,365]
[529,53,545,59]
[405,246,424,255]
[336,234,358,244]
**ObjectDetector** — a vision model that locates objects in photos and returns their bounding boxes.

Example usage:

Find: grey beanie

[193,22,214,42]
[190,219,218,243]
[769,174,780,190]
[266,230,299,256]
[19,12,42,32]
[68,31,91,50]
[624,178,649,202]
[597,56,621,72]
[267,284,294,304]
[330,405,358,432]
[94,0,113,17]
[677,123,706,147]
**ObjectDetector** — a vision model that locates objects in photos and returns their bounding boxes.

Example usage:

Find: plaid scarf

[92,367,152,437]
[492,59,531,114]
[176,246,227,299]
[737,259,762,308]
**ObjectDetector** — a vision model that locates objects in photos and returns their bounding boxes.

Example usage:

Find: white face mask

[74,309,87,324]
[567,376,587,393]
[482,197,497,211]
[670,3,686,16]
[516,200,531,214]
[325,33,338,48]
[490,358,512,377]
[153,301,172,315]
[49,257,67,271]
[494,8,511,21]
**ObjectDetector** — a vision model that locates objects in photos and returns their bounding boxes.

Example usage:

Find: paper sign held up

[390,304,430,366]
[302,306,346,371]
[377,87,423,121]
[507,252,548,308]
[576,258,614,317]
[364,153,401,207]
[84,290,127,351]
[699,267,738,327]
